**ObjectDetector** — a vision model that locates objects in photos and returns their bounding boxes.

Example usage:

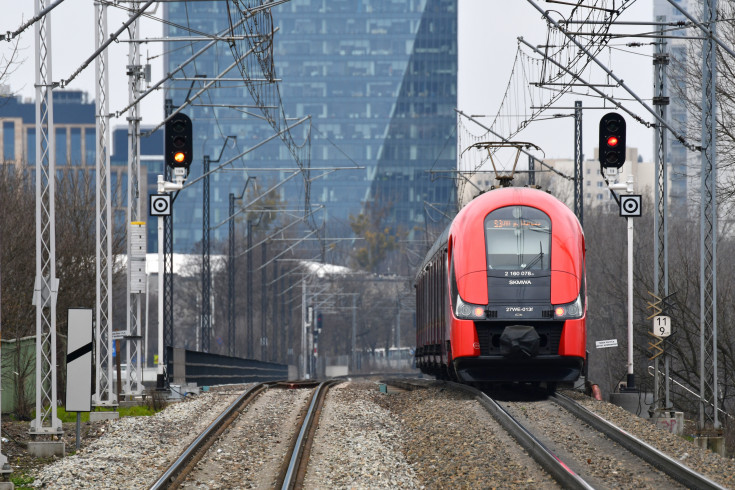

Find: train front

[449,188,586,384]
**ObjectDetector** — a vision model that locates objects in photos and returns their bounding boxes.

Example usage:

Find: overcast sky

[2,0,656,161]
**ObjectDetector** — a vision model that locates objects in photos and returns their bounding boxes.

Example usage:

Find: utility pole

[351,294,357,373]
[93,0,117,409]
[31,0,62,439]
[228,192,236,357]
[652,16,671,417]
[573,100,583,226]
[699,0,720,435]
[0,196,10,473]
[125,0,145,397]
[201,155,211,353]
[226,176,254,358]
[301,279,307,378]
[273,260,278,361]
[163,98,174,384]
[247,219,254,358]
[261,242,267,360]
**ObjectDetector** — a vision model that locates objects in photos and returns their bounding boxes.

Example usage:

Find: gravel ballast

[20,381,735,489]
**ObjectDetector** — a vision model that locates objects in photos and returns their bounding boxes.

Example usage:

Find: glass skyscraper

[164,0,457,253]
[653,0,690,213]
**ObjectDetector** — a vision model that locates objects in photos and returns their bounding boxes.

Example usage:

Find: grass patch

[54,404,159,423]
[10,473,35,489]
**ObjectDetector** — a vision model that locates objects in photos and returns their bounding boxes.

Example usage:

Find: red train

[414,187,586,387]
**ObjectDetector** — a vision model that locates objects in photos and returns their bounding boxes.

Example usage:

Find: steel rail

[279,381,336,490]
[149,382,274,490]
[450,382,594,490]
[552,393,727,490]
[387,380,593,490]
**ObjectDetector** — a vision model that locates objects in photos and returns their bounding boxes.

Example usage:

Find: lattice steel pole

[31,0,62,436]
[653,17,670,415]
[93,0,116,407]
[247,219,254,358]
[573,101,583,226]
[0,223,10,472]
[261,243,267,360]
[699,0,719,431]
[125,0,144,396]
[228,193,236,357]
[201,156,211,353]
[163,99,174,381]
[273,260,279,362]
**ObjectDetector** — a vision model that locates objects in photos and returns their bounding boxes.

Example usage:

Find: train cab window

[484,206,551,271]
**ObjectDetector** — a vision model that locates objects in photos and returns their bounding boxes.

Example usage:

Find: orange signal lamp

[473,307,485,317]
[606,136,619,147]
[555,307,565,317]
[174,151,186,163]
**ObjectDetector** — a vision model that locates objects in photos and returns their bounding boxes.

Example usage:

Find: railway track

[549,392,727,490]
[388,379,726,490]
[149,380,336,490]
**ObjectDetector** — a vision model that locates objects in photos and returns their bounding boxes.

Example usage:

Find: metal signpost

[65,309,93,451]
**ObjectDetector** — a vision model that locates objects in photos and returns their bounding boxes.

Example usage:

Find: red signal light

[607,136,619,147]
[174,151,186,163]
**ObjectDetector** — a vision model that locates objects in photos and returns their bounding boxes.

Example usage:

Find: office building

[163,0,458,253]
[653,0,690,214]
[0,87,163,248]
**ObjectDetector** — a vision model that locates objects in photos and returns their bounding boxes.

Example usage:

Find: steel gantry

[93,0,117,408]
[31,0,62,436]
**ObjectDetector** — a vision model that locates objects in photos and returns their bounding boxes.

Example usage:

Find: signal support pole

[156,170,186,387]
[609,176,636,391]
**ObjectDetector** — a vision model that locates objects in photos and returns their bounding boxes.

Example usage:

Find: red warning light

[607,136,619,147]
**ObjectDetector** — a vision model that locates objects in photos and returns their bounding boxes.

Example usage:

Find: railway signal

[598,113,626,169]
[165,113,193,168]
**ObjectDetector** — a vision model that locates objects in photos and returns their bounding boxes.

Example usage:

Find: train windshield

[484,206,551,271]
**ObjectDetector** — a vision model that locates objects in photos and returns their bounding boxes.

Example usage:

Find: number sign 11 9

[652,315,671,338]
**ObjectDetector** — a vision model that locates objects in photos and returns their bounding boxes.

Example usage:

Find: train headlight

[455,296,486,319]
[553,295,584,319]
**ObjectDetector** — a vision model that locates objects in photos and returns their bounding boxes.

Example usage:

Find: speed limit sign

[652,315,671,338]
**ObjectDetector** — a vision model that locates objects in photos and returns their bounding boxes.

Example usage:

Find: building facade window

[56,127,67,165]
[27,128,35,165]
[85,128,95,166]
[3,122,15,161]
[71,128,82,166]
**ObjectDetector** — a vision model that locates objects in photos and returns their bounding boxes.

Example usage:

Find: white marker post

[66,309,93,450]
[610,174,641,391]
[152,169,186,389]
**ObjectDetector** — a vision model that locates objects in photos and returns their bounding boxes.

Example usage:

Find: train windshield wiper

[523,242,544,270]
